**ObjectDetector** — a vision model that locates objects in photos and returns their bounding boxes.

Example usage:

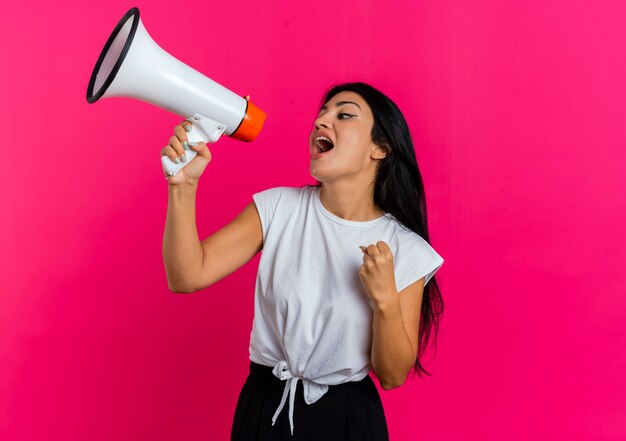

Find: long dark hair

[303,81,444,378]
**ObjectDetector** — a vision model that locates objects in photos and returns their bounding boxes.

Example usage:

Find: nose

[314,113,332,130]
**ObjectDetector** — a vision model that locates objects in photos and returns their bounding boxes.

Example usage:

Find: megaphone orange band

[230,98,267,142]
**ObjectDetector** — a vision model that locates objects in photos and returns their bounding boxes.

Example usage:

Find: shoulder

[387,219,443,264]
[252,186,311,218]
[252,185,306,205]
[386,221,445,289]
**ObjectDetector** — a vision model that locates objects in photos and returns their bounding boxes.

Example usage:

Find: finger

[168,135,186,163]
[174,124,190,149]
[161,145,180,166]
[376,241,391,254]
[359,246,367,254]
[366,244,382,255]
[188,140,206,151]
[176,120,193,155]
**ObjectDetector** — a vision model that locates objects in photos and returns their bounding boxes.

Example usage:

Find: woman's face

[309,91,386,183]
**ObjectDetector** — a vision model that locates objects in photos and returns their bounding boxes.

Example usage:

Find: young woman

[162,82,445,441]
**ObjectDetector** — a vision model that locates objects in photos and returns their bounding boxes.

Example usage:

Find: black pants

[231,361,390,441]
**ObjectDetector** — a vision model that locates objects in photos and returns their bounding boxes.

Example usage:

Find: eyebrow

[320,100,362,111]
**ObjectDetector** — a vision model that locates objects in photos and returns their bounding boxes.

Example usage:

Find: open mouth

[314,136,334,153]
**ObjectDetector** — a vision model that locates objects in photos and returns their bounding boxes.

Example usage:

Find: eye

[338,113,353,120]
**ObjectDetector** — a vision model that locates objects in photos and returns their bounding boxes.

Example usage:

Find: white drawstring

[271,360,299,436]
[270,360,330,436]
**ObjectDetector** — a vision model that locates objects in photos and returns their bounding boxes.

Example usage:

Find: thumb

[189,141,212,161]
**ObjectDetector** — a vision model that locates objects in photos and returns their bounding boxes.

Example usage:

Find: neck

[318,181,384,222]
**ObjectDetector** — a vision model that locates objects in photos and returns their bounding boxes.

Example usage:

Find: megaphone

[86,6,267,177]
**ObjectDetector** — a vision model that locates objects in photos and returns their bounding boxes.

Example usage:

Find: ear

[372,141,391,160]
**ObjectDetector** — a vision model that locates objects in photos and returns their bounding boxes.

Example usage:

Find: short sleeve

[251,186,288,246]
[394,235,444,293]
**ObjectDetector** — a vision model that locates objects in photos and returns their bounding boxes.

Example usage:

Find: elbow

[165,271,197,293]
[379,382,395,390]
[167,281,197,294]
[380,380,405,390]
[377,370,410,390]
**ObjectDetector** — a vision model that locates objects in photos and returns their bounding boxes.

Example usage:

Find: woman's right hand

[161,120,213,186]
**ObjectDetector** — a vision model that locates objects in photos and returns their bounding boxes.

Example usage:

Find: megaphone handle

[161,113,226,176]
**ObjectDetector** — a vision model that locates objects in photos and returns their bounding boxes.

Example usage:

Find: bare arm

[371,278,424,389]
[194,200,263,291]
[162,182,204,292]
[162,182,264,293]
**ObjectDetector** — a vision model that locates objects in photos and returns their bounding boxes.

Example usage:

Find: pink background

[1,0,625,439]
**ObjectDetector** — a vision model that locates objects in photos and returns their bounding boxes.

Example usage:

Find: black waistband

[248,361,285,387]
[249,361,276,376]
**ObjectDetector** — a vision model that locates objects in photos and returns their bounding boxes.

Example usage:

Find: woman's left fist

[358,241,397,304]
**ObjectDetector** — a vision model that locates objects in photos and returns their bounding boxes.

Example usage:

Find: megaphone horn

[86,6,267,176]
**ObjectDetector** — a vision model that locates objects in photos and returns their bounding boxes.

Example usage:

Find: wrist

[373,291,400,313]
[167,178,199,191]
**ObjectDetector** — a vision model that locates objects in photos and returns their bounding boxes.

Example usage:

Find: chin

[309,168,326,182]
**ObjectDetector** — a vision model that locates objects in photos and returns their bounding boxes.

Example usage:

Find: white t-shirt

[249,185,444,435]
